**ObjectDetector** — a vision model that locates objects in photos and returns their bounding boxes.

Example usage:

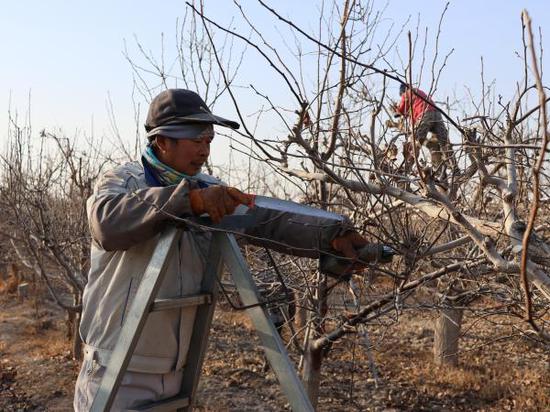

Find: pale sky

[2,1,549,167]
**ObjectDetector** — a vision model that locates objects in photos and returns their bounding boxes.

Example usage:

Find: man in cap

[391,84,458,180]
[74,89,368,410]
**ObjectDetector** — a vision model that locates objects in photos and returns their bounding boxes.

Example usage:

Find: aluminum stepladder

[90,222,314,412]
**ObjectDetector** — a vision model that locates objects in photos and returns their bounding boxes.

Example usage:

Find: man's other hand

[189,185,254,224]
[331,231,368,260]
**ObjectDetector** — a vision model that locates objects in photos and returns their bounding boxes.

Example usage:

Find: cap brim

[146,124,213,140]
[172,113,240,130]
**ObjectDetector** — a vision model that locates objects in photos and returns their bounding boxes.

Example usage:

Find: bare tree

[183,0,550,406]
[0,114,107,359]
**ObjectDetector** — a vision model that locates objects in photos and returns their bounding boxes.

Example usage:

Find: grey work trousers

[74,348,183,411]
[413,110,458,175]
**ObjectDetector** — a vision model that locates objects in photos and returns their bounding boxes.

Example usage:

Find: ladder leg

[90,228,180,412]
[219,234,314,412]
[177,232,224,411]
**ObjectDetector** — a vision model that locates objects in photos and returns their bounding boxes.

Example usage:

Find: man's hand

[331,231,368,260]
[390,102,404,119]
[385,119,396,128]
[189,185,254,223]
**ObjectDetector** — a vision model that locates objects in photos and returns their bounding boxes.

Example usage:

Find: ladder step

[125,395,190,412]
[150,294,212,312]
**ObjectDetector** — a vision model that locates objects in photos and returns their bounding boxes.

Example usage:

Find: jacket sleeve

[243,207,353,258]
[87,167,194,251]
[396,91,409,116]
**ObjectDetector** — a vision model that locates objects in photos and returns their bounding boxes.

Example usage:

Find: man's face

[156,126,214,175]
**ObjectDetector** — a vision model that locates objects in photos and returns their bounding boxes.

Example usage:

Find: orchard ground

[0,288,548,411]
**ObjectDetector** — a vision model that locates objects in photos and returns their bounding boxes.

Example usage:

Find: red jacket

[396,88,436,125]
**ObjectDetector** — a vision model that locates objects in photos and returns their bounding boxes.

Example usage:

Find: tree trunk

[301,272,328,409]
[302,342,323,409]
[300,173,332,407]
[72,311,83,360]
[70,290,83,360]
[434,305,463,367]
[295,295,308,331]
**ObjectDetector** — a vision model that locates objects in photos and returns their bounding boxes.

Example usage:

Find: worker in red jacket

[391,84,456,177]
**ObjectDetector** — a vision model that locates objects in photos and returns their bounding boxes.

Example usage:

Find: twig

[519,11,550,338]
